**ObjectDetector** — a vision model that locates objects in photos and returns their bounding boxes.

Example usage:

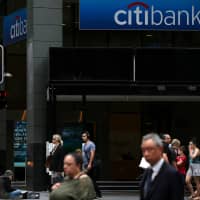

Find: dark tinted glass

[135,48,200,83]
[49,47,134,82]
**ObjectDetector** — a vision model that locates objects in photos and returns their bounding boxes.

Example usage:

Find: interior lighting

[4,72,13,78]
[187,85,197,91]
[157,85,166,91]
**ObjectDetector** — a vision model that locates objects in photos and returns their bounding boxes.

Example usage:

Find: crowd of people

[2,130,200,200]
[46,131,102,200]
[0,131,101,200]
[48,131,200,200]
[140,132,200,200]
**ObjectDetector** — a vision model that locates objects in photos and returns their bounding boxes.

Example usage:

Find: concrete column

[26,0,62,190]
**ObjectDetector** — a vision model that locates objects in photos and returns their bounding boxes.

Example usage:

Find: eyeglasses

[141,147,157,153]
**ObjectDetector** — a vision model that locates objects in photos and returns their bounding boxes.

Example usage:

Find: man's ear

[160,146,164,153]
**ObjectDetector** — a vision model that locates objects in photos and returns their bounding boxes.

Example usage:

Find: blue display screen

[80,0,200,30]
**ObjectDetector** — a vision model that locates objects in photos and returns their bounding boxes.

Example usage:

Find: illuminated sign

[3,8,27,46]
[80,0,200,30]
[13,121,27,167]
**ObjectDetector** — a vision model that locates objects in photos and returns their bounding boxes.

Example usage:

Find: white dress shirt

[151,158,164,181]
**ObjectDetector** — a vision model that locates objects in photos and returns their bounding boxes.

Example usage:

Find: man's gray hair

[142,133,163,147]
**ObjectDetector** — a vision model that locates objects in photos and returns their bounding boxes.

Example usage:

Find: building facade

[1,0,200,190]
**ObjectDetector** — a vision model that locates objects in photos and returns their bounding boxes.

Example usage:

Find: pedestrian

[185,138,200,200]
[0,169,26,199]
[49,152,96,200]
[81,131,102,199]
[48,134,65,185]
[140,133,184,200]
[171,138,181,155]
[176,146,187,184]
[160,133,177,169]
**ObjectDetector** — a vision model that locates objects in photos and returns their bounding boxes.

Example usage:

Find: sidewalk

[30,191,140,200]
[36,190,190,200]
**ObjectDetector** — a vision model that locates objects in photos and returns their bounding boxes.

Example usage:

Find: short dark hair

[190,137,198,145]
[180,146,186,154]
[66,152,83,168]
[82,130,90,138]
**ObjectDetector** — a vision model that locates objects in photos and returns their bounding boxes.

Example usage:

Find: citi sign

[114,2,200,28]
[79,0,200,30]
[10,15,27,40]
[3,8,27,46]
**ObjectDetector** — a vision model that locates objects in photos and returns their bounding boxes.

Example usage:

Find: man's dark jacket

[140,161,184,200]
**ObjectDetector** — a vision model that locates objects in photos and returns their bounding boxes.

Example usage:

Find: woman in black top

[49,134,65,184]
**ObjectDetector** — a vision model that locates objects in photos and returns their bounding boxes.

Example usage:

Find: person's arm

[87,149,95,171]
[189,145,194,158]
[163,153,169,163]
[176,159,183,166]
[162,143,169,163]
[51,182,61,190]
[171,160,178,170]
[171,150,178,170]
[190,148,199,159]
[176,156,186,167]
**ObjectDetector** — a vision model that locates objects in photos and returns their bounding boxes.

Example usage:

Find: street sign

[0,45,4,84]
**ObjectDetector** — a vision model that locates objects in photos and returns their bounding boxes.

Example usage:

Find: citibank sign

[79,0,200,30]
[3,8,27,46]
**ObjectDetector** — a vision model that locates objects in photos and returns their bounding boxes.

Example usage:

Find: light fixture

[157,85,166,91]
[78,110,84,123]
[187,85,197,91]
[145,34,153,37]
[4,72,13,78]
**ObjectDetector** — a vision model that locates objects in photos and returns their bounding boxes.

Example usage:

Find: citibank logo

[10,15,27,40]
[114,1,200,27]
[3,8,27,46]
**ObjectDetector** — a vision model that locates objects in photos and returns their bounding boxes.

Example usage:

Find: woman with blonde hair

[171,138,181,149]
[49,134,65,184]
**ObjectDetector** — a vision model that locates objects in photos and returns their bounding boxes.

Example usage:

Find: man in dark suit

[140,133,184,200]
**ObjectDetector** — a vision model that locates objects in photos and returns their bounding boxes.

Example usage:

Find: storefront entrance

[109,113,141,180]
[48,99,200,181]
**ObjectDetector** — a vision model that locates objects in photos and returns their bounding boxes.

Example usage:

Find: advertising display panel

[13,121,27,167]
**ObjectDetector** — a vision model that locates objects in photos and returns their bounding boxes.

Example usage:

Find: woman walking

[185,138,200,200]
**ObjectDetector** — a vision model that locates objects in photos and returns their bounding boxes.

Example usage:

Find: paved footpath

[35,191,190,200]
[29,191,140,200]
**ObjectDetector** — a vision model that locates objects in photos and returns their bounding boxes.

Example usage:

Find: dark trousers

[87,167,102,197]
